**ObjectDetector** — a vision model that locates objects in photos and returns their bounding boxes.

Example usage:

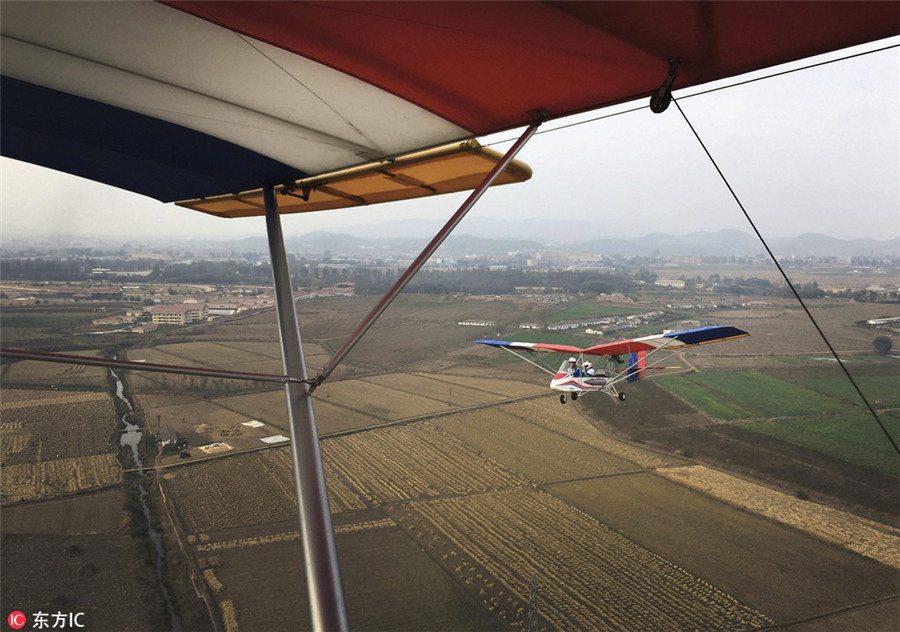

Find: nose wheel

[559,394,567,404]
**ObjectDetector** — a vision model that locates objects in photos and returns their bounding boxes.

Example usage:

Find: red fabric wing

[582,340,658,357]
[165,1,899,135]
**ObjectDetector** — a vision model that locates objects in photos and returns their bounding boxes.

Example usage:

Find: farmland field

[658,371,854,419]
[656,465,900,570]
[420,372,546,398]
[0,355,108,388]
[126,340,329,375]
[0,484,171,631]
[155,384,898,630]
[545,472,899,623]
[655,374,756,420]
[138,397,267,450]
[433,408,640,482]
[318,379,459,420]
[1,532,170,631]
[743,414,900,475]
[388,488,773,632]
[506,330,593,347]
[362,372,507,408]
[698,300,897,356]
[545,303,641,321]
[798,375,900,409]
[192,517,499,632]
[305,398,385,435]
[0,387,120,504]
[320,423,528,506]
[163,450,307,532]
[653,368,900,475]
[4,294,899,631]
[162,448,367,532]
[500,399,681,469]
[123,341,326,395]
[0,315,86,328]
[0,389,117,463]
[0,487,128,535]
[134,356,545,450]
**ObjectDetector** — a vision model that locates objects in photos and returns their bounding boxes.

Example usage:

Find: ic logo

[7,611,26,630]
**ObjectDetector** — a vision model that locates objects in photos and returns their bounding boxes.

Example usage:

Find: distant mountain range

[569,230,899,258]
[3,221,896,259]
[218,228,897,259]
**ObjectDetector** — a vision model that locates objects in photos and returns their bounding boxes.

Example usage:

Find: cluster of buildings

[88,282,357,333]
[520,310,667,336]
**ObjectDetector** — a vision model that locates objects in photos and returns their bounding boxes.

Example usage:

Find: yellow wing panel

[175,139,532,218]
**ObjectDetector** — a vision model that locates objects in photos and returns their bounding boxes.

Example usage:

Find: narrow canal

[110,368,183,632]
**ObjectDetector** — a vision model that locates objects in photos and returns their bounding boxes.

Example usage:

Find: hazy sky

[2,37,898,243]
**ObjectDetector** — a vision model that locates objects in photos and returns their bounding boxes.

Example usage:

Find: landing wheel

[618,392,626,402]
[559,394,567,404]
[571,392,579,401]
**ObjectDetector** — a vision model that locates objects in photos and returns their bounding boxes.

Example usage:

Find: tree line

[3,257,896,303]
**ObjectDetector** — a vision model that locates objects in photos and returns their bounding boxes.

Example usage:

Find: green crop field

[657,370,898,472]
[660,372,853,419]
[798,375,900,409]
[506,330,593,348]
[656,375,756,420]
[744,414,900,475]
[1,315,85,328]
[546,303,640,322]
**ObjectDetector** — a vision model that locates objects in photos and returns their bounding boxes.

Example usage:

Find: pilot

[566,357,582,377]
[583,361,595,377]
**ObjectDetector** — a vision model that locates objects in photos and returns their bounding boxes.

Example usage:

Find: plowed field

[545,472,899,623]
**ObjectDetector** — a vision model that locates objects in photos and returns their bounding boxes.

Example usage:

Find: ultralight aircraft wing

[583,325,750,356]
[477,326,748,357]
[474,340,585,355]
[0,3,888,629]
[589,325,749,384]
[2,1,897,207]
[478,326,750,397]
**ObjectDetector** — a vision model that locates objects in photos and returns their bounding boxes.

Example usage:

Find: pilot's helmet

[584,361,592,368]
[568,357,576,363]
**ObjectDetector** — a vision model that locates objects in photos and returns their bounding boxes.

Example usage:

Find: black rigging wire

[484,41,900,146]
[670,96,899,457]
[677,41,899,103]
[482,42,900,456]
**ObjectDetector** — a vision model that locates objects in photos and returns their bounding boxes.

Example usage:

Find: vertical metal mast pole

[263,184,349,632]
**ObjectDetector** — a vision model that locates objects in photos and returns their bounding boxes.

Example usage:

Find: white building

[148,303,208,325]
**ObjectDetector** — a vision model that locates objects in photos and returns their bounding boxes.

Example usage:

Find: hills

[569,230,899,258]
[259,229,897,259]
[3,223,897,259]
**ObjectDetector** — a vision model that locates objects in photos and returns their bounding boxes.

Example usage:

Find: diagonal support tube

[312,120,543,388]
[0,348,303,384]
[263,184,349,632]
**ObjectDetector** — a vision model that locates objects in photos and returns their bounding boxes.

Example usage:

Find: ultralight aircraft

[477,325,748,404]
[2,2,896,630]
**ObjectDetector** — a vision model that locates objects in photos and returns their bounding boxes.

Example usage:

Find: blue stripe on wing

[664,326,749,345]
